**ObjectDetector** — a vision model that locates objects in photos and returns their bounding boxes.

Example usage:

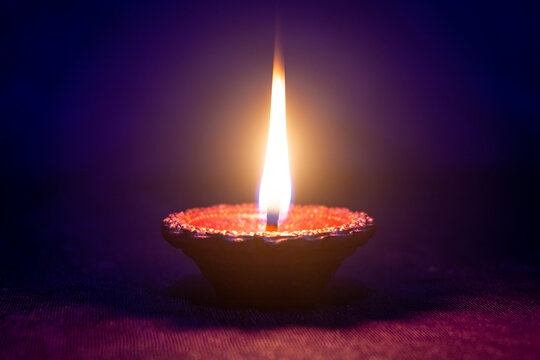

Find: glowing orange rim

[162,203,375,243]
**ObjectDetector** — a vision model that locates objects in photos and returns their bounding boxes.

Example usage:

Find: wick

[266,211,279,232]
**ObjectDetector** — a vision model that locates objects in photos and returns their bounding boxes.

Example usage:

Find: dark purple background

[1,1,539,358]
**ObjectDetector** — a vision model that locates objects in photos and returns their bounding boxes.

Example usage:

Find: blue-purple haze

[2,0,538,273]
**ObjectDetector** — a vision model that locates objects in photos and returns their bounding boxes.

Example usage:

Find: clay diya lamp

[162,38,376,307]
[162,203,375,308]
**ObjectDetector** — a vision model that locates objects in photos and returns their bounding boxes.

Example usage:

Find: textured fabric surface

[1,259,538,359]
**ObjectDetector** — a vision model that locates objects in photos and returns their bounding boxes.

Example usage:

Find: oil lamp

[162,41,375,308]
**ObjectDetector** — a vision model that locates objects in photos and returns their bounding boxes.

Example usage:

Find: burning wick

[259,35,291,232]
[266,212,279,232]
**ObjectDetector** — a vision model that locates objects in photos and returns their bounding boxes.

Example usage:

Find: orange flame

[258,45,292,225]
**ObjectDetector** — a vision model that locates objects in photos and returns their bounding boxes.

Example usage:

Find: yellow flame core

[258,51,292,223]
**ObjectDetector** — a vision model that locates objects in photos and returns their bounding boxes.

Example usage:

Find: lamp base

[185,246,354,308]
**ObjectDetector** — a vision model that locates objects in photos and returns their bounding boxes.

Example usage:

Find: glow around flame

[258,48,292,223]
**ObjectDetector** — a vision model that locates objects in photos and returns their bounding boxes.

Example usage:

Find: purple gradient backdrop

[1,1,539,358]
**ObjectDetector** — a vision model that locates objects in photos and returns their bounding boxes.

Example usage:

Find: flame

[258,46,292,224]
